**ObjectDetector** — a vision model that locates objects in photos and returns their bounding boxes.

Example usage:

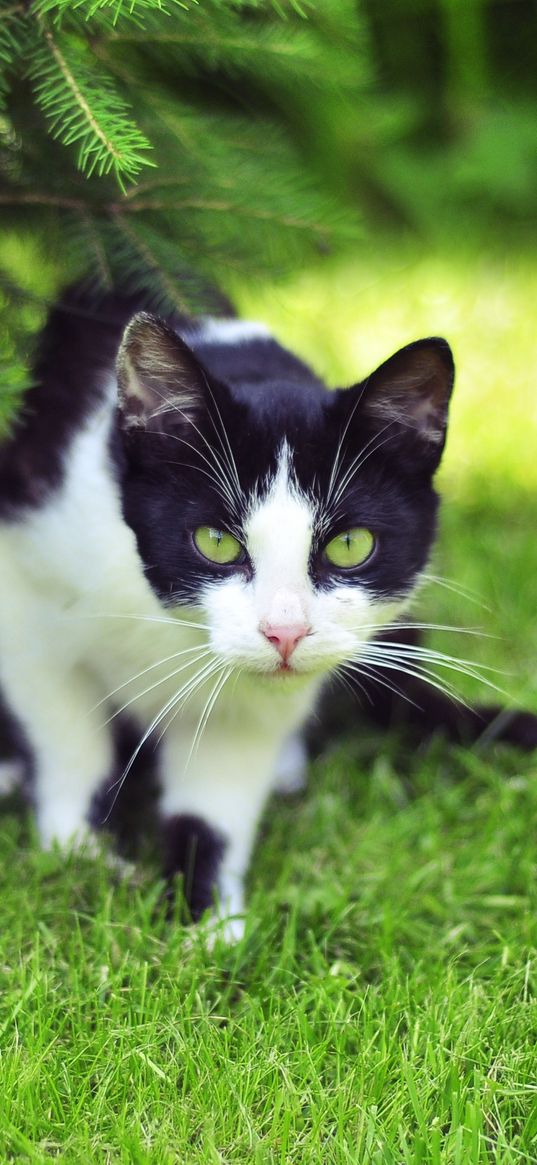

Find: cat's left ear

[359,337,454,465]
[116,312,208,429]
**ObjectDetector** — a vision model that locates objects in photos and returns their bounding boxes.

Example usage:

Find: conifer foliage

[0,0,365,426]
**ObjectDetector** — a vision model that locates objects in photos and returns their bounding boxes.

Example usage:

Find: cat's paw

[185,911,246,951]
[39,824,135,878]
[207,913,246,947]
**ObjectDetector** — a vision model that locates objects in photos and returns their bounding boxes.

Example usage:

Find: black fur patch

[0,286,201,517]
[0,290,129,515]
[161,813,226,921]
[89,717,159,856]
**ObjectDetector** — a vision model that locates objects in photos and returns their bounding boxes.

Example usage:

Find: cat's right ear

[116,312,207,430]
[349,337,455,473]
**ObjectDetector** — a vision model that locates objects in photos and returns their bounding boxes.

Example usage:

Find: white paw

[191,911,246,950]
[211,913,245,945]
[0,759,24,796]
[40,821,100,854]
[39,824,134,877]
[273,732,308,795]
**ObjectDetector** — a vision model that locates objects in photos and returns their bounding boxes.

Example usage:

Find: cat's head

[116,314,454,681]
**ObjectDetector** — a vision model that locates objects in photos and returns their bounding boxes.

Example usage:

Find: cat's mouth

[266,660,313,681]
[260,662,295,679]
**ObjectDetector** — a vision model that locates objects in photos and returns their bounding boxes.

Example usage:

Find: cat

[0,286,535,940]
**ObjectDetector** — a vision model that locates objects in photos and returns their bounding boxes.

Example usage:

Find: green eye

[324,528,375,569]
[194,526,243,565]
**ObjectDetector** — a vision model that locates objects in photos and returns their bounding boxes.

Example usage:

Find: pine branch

[76,210,114,288]
[32,0,191,25]
[0,5,28,108]
[105,4,360,89]
[0,0,366,433]
[110,212,197,312]
[34,0,313,18]
[30,16,154,186]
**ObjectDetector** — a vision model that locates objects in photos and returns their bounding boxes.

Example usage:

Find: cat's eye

[194,526,243,565]
[323,528,375,569]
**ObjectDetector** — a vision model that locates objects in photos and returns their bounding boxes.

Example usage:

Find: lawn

[1,246,537,1163]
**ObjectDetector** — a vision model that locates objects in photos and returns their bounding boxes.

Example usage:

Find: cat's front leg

[1,662,115,851]
[158,727,277,941]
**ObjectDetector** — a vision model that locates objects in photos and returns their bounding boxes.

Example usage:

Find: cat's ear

[116,312,207,429]
[360,338,454,462]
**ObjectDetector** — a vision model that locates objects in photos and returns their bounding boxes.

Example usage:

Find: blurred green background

[1,0,536,696]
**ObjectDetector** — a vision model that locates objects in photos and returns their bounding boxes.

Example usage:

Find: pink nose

[261,623,310,663]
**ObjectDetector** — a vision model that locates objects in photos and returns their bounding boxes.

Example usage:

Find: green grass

[1,246,537,1162]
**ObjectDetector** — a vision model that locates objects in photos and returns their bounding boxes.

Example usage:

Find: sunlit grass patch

[2,745,537,1162]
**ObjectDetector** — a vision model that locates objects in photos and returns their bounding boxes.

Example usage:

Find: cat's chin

[258,661,327,685]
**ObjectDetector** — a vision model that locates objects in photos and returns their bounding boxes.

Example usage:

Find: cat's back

[0,289,142,517]
[183,317,321,392]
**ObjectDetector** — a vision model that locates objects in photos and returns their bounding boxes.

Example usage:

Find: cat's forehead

[207,381,354,511]
[245,443,314,556]
[190,389,382,537]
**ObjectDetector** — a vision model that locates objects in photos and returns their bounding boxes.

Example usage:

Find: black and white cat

[0,288,535,939]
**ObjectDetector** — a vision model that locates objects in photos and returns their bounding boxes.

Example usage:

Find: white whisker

[346,657,465,706]
[154,657,226,746]
[365,640,497,665]
[102,649,214,724]
[186,664,234,765]
[92,644,210,710]
[361,655,462,698]
[390,622,494,638]
[102,658,223,819]
[361,642,507,687]
[344,661,423,711]
[354,635,510,702]
[327,422,397,516]
[422,572,491,611]
[154,429,238,513]
[324,388,366,511]
[334,664,374,708]
[83,613,209,630]
[358,650,473,691]
[147,389,240,507]
[205,382,243,506]
[148,386,244,514]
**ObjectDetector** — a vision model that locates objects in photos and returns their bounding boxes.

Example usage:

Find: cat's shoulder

[0,289,131,516]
